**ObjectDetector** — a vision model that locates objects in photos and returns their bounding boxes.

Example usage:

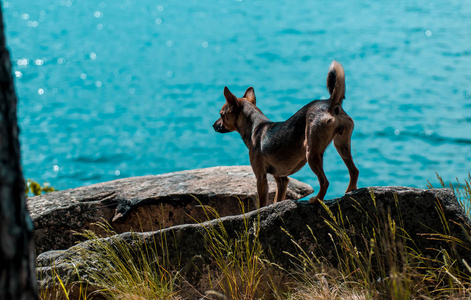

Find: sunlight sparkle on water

[27,21,38,27]
[34,59,44,66]
[17,58,29,67]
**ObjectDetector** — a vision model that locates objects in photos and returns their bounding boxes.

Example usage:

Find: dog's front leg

[256,174,269,208]
[274,176,289,203]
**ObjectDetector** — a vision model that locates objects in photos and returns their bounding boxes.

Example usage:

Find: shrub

[26,179,55,196]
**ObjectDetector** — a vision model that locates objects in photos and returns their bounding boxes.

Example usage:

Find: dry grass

[39,175,471,299]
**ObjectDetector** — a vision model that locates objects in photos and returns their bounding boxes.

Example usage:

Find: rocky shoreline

[30,166,471,299]
[28,166,313,254]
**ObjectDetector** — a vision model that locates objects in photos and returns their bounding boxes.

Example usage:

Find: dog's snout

[213,118,230,133]
[213,119,222,132]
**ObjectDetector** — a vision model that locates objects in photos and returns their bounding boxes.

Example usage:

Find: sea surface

[3,0,471,199]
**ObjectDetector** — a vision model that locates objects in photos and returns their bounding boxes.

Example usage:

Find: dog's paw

[308,196,321,204]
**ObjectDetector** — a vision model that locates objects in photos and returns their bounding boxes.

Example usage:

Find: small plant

[195,200,271,299]
[26,179,55,196]
[428,172,471,217]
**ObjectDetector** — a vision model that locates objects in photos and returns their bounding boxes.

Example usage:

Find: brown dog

[213,61,359,207]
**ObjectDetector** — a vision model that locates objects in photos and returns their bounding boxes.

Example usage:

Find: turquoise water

[4,1,471,198]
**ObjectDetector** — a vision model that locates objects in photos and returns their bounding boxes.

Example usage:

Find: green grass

[39,176,471,300]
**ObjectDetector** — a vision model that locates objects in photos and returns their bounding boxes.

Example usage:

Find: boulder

[36,186,471,299]
[28,166,313,254]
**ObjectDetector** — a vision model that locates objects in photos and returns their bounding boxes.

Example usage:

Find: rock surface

[36,186,471,298]
[28,166,313,254]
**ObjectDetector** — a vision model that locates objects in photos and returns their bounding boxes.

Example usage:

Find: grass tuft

[428,172,471,216]
[194,199,281,299]
[75,221,180,299]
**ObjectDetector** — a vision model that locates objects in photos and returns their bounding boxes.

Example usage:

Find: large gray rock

[28,166,313,254]
[36,186,471,299]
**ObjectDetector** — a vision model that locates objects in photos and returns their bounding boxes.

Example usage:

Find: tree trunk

[0,6,39,300]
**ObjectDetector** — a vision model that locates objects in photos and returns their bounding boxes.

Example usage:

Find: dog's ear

[224,87,239,107]
[243,87,256,105]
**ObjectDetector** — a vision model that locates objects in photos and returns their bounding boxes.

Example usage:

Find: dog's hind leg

[333,118,359,193]
[306,119,335,204]
[274,176,289,203]
[307,150,329,204]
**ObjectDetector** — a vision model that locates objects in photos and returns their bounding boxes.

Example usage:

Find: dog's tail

[327,61,345,109]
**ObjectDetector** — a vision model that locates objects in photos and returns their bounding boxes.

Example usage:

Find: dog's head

[213,86,256,134]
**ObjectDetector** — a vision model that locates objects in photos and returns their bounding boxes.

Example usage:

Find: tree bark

[0,6,38,300]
